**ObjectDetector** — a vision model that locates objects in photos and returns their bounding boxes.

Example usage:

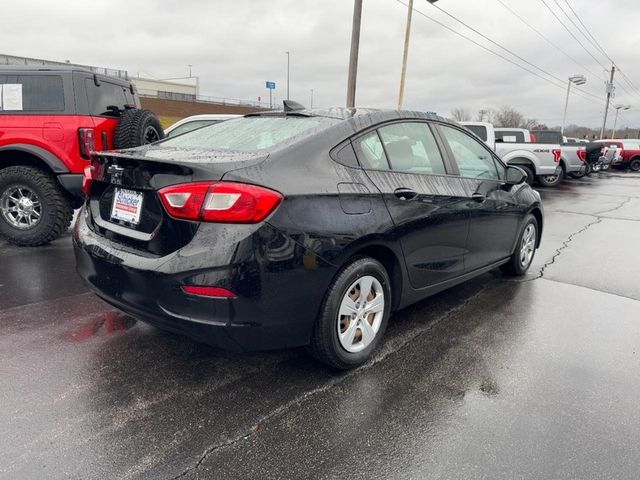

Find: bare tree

[493,106,524,128]
[522,118,540,130]
[450,107,471,122]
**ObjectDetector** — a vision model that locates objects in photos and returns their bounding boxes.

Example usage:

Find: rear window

[85,79,135,117]
[532,131,561,144]
[167,120,218,138]
[465,125,488,141]
[495,130,525,143]
[162,116,339,152]
[0,74,64,112]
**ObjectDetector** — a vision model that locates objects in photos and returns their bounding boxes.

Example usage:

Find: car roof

[247,107,454,130]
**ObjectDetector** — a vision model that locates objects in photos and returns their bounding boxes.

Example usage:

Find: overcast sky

[3,0,640,128]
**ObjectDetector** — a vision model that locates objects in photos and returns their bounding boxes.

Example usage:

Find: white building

[131,76,198,101]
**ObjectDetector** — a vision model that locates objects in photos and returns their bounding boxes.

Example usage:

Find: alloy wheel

[337,275,385,353]
[520,223,536,269]
[0,185,42,230]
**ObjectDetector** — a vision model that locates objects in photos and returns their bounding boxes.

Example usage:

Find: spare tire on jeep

[115,109,164,149]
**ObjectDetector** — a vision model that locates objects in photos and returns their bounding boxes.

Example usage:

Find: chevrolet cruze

[74,105,543,369]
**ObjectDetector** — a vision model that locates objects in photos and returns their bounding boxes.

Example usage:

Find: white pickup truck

[462,122,567,186]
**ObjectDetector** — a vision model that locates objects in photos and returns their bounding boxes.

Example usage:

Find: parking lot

[0,170,638,479]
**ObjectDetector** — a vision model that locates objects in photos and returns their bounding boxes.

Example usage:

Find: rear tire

[307,257,391,370]
[501,214,538,277]
[629,158,640,172]
[115,109,164,149]
[0,166,73,246]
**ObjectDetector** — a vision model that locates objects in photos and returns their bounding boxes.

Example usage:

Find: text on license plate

[111,188,144,225]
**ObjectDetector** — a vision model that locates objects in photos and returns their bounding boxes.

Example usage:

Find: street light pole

[285,51,290,100]
[346,0,363,108]
[310,89,314,109]
[561,74,586,135]
[612,105,631,139]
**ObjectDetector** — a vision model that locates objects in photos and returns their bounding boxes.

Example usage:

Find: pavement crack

[527,217,603,281]
[169,284,492,480]
[594,197,632,215]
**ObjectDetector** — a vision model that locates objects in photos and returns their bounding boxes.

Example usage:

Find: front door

[436,124,522,271]
[353,121,469,289]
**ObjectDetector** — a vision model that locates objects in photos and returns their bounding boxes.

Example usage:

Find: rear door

[353,121,469,289]
[436,123,522,270]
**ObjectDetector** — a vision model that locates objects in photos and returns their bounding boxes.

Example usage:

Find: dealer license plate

[110,188,144,225]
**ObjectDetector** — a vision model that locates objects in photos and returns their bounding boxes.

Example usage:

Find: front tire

[307,257,391,370]
[0,166,73,246]
[501,214,539,277]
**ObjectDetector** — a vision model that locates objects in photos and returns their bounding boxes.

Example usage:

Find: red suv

[595,140,640,171]
[0,66,163,245]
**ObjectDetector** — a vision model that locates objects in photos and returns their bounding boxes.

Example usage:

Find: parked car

[0,66,163,246]
[529,130,588,179]
[164,114,241,138]
[462,122,563,186]
[74,106,544,369]
[594,140,640,171]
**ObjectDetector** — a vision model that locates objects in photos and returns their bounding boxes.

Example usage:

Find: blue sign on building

[266,81,276,89]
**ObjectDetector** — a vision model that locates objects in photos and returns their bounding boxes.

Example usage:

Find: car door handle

[471,193,486,203]
[394,188,418,201]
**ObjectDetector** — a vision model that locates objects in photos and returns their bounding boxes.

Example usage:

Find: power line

[393,0,604,109]
[558,0,640,101]
[424,1,603,101]
[538,0,609,72]
[494,0,604,82]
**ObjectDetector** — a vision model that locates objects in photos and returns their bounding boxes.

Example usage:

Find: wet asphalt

[1,171,640,480]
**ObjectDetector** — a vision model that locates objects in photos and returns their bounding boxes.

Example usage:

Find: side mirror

[506,165,527,185]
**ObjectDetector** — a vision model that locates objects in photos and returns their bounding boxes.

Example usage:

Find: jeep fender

[0,143,69,173]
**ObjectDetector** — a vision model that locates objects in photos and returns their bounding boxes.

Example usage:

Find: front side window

[378,122,447,175]
[439,125,502,180]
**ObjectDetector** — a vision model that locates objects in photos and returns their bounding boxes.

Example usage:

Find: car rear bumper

[57,173,84,199]
[73,208,332,351]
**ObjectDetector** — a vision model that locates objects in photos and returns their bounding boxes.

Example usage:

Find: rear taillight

[552,149,561,163]
[78,128,95,160]
[158,182,283,223]
[530,134,537,143]
[82,165,93,196]
[578,149,587,162]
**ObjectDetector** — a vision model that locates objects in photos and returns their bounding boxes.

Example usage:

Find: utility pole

[285,51,290,100]
[310,89,314,109]
[187,64,192,78]
[346,0,363,108]
[397,0,414,110]
[600,65,616,139]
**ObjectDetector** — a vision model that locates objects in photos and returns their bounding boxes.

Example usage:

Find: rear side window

[85,79,135,117]
[356,132,389,170]
[0,75,64,112]
[378,122,447,175]
[496,130,525,143]
[439,125,501,180]
[162,116,339,152]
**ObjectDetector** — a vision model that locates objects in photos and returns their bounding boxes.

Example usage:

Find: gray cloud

[2,0,639,128]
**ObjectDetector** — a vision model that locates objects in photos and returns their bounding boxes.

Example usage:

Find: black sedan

[74,105,543,369]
